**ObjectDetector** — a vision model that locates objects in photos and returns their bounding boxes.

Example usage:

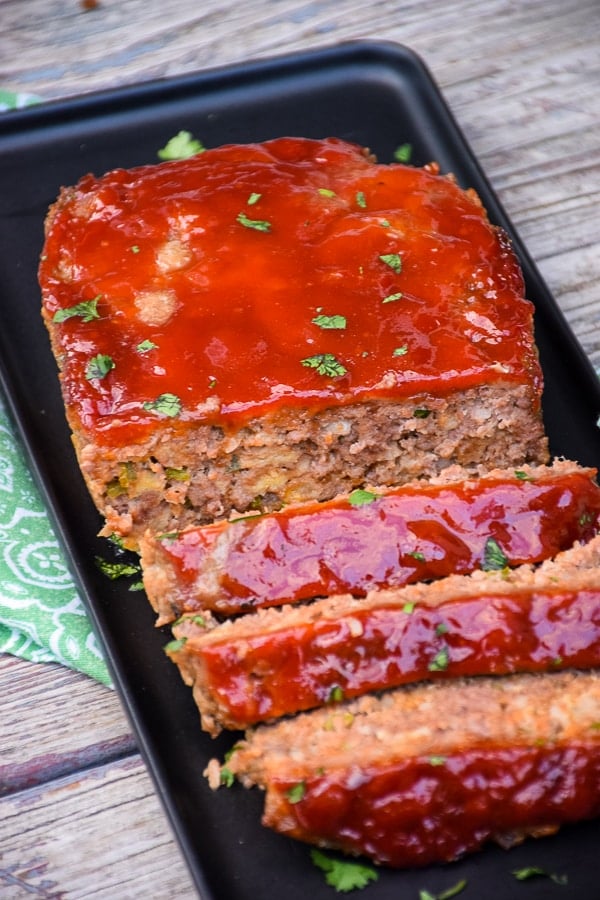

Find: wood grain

[1,0,599,896]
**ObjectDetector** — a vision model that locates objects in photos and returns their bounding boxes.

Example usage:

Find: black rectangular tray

[1,40,600,900]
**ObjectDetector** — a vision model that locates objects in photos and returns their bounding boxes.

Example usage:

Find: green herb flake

[164,637,187,654]
[312,313,347,330]
[208,376,218,389]
[348,488,379,507]
[301,353,348,377]
[428,755,447,767]
[286,782,307,804]
[247,192,262,205]
[165,466,189,482]
[413,407,431,418]
[428,646,450,672]
[435,622,449,636]
[379,252,402,272]
[419,880,467,900]
[383,292,403,304]
[136,339,157,354]
[380,218,391,228]
[220,766,235,788]
[408,550,425,562]
[95,557,141,580]
[394,142,413,163]
[53,296,101,323]
[328,685,345,704]
[85,353,115,381]
[128,580,144,592]
[318,187,337,198]
[402,601,416,614]
[355,191,367,208]
[482,536,509,571]
[512,867,568,885]
[393,345,408,357]
[142,393,182,418]
[173,613,207,628]
[157,130,205,160]
[236,211,272,232]
[130,245,140,254]
[514,469,532,481]
[310,848,379,893]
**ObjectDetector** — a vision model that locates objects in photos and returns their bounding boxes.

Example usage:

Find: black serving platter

[1,40,600,900]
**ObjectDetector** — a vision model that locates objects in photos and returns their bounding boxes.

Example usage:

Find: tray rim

[2,38,600,900]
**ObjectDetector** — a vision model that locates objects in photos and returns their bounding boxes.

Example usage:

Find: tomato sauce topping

[273,744,600,867]
[195,586,600,727]
[158,469,600,616]
[40,137,541,446]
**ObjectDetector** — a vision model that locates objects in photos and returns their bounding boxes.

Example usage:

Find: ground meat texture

[222,670,600,867]
[40,137,547,548]
[142,459,599,623]
[170,533,600,735]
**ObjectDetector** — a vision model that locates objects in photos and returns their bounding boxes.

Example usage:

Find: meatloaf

[144,459,600,623]
[40,136,547,547]
[170,532,600,734]
[218,669,600,867]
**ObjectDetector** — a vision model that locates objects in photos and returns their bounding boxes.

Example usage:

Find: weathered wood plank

[0,655,135,795]
[0,755,196,898]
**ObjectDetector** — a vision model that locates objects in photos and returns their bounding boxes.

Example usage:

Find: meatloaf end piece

[170,532,600,735]
[39,137,547,548]
[219,670,600,867]
[143,458,599,623]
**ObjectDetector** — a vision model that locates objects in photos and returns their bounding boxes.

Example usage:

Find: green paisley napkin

[0,397,111,684]
[0,89,110,685]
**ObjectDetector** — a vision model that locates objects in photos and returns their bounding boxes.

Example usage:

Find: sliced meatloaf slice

[144,459,599,623]
[40,136,547,548]
[169,533,600,735]
[219,670,600,867]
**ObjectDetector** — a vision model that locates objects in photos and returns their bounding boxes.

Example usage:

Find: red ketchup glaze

[272,744,600,866]
[159,471,600,615]
[39,137,542,446]
[199,586,600,727]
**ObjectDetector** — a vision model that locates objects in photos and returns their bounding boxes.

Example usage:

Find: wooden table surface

[1,1,599,897]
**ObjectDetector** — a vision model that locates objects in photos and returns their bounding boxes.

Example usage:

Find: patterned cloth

[0,398,111,684]
[0,90,111,685]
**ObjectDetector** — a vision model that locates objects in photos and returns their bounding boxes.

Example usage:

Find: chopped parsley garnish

[208,376,218,389]
[130,245,140,254]
[514,469,532,481]
[380,218,391,228]
[310,849,379,893]
[393,346,408,357]
[394,143,413,163]
[403,601,416,614]
[247,192,262,205]
[435,622,449,636]
[383,292,403,303]
[348,488,379,507]
[512,867,567,885]
[318,187,337,198]
[236,211,272,232]
[328,685,345,703]
[136,339,157,354]
[157,130,205,160]
[355,191,367,208]
[164,637,187,653]
[379,252,402,272]
[482,536,509,571]
[428,646,450,672]
[172,613,207,628]
[53,296,101,323]
[413,407,431,418]
[286,782,307,804]
[408,550,425,561]
[220,766,235,788]
[312,313,347,330]
[301,353,348,377]
[142,393,182,418]
[428,755,447,766]
[95,557,141,580]
[419,879,467,900]
[85,353,114,381]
